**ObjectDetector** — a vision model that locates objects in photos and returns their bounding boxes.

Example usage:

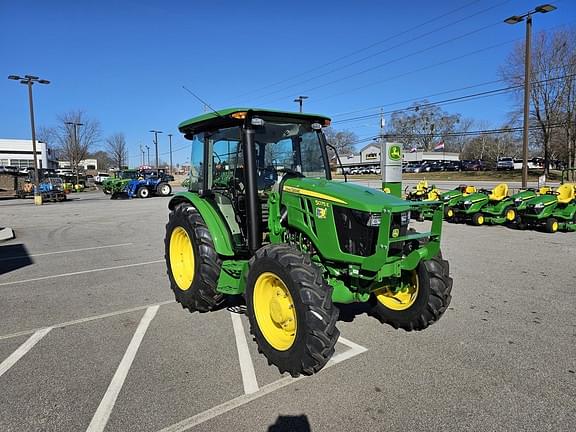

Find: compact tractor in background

[103,169,172,199]
[164,108,452,377]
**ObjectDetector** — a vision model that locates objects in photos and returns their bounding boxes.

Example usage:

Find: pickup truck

[497,157,514,170]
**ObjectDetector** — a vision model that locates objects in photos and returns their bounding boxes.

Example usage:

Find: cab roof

[178,107,331,135]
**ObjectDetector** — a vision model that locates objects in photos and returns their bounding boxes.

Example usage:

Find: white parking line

[0,259,164,287]
[86,305,159,432]
[0,300,174,341]
[230,313,259,394]
[157,338,368,432]
[0,243,134,262]
[0,327,52,378]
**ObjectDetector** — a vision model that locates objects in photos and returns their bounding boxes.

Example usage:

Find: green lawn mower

[451,183,517,226]
[517,183,576,232]
[404,180,440,221]
[164,108,453,377]
[439,185,477,220]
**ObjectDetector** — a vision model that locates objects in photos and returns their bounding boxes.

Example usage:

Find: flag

[433,141,445,151]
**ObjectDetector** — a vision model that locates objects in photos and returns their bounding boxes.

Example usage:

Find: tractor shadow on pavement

[268,414,312,432]
[337,301,373,323]
[0,243,34,275]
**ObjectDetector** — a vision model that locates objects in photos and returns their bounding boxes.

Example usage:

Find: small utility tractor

[451,183,516,226]
[442,185,476,220]
[122,177,172,199]
[164,108,452,376]
[102,169,141,195]
[517,183,576,232]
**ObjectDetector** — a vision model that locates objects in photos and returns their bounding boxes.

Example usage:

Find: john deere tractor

[451,183,517,226]
[164,108,452,376]
[518,183,576,232]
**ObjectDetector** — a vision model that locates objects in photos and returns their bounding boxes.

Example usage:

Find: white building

[0,139,58,170]
[337,143,459,169]
[58,158,98,171]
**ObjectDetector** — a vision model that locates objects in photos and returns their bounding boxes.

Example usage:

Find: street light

[504,3,557,187]
[8,74,50,205]
[293,96,308,113]
[145,145,150,166]
[149,130,163,171]
[65,121,83,184]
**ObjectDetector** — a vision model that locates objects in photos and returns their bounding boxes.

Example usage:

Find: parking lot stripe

[0,259,164,287]
[0,300,174,341]
[0,243,133,262]
[0,327,52,378]
[86,305,159,432]
[230,313,259,395]
[157,338,368,432]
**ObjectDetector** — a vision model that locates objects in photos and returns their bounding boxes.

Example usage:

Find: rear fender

[168,192,235,256]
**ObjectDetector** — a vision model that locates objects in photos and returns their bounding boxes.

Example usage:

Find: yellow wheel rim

[477,215,484,225]
[375,271,419,311]
[169,227,195,290]
[447,209,454,218]
[552,221,558,232]
[506,209,516,221]
[253,272,297,351]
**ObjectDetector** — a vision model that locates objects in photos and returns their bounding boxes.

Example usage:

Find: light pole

[504,4,557,187]
[65,121,83,185]
[293,96,308,113]
[149,130,163,171]
[168,133,173,175]
[8,74,50,205]
[145,145,150,166]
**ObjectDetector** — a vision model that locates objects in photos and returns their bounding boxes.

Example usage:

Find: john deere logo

[388,145,401,161]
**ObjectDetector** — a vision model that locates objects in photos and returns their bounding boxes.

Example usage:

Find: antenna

[182,86,222,117]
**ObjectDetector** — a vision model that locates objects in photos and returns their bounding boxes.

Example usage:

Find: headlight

[443,196,451,201]
[366,214,381,226]
[400,211,411,225]
[463,200,472,205]
[534,203,544,209]
[514,198,522,204]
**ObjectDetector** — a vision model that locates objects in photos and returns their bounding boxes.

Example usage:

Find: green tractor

[451,183,517,226]
[442,185,477,220]
[164,108,452,376]
[517,183,576,232]
[102,169,141,195]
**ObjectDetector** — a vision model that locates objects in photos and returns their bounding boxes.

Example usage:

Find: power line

[251,2,511,104]
[227,0,486,102]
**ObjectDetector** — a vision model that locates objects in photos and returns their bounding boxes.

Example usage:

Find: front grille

[333,207,378,257]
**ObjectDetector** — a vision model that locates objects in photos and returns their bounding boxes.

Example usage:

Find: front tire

[245,244,339,377]
[137,187,150,198]
[165,205,223,312]
[371,254,452,331]
[471,212,484,226]
[545,217,559,233]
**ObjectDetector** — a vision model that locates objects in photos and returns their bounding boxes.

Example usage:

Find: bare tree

[501,27,576,173]
[323,128,357,157]
[105,133,128,170]
[387,101,460,151]
[55,111,100,183]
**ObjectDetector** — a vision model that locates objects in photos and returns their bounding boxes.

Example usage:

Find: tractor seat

[416,180,428,191]
[464,185,476,195]
[538,186,551,195]
[556,183,575,204]
[488,183,508,201]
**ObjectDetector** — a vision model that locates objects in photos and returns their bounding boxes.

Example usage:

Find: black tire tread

[245,244,339,377]
[164,204,224,313]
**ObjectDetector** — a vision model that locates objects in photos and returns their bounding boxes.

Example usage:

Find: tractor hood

[282,177,411,212]
[459,191,489,204]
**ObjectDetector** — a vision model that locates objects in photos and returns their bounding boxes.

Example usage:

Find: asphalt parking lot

[1,189,575,432]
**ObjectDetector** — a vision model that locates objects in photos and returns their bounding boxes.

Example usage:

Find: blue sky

[1,0,574,167]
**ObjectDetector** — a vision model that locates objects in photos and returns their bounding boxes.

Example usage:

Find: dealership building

[338,143,459,169]
[0,139,59,170]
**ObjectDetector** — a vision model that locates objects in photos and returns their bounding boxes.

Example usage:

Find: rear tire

[157,182,172,197]
[504,206,517,224]
[371,254,452,331]
[165,205,223,312]
[244,244,339,377]
[137,187,150,199]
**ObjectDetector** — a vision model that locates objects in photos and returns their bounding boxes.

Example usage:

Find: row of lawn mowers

[101,169,172,199]
[406,180,576,233]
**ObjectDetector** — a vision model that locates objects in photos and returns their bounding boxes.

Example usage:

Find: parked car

[94,172,111,184]
[442,160,462,171]
[496,157,514,170]
[462,160,486,171]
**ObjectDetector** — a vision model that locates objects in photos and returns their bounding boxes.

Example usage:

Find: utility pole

[8,74,50,205]
[168,133,173,175]
[149,130,163,171]
[505,3,557,187]
[293,96,308,112]
[145,145,150,166]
